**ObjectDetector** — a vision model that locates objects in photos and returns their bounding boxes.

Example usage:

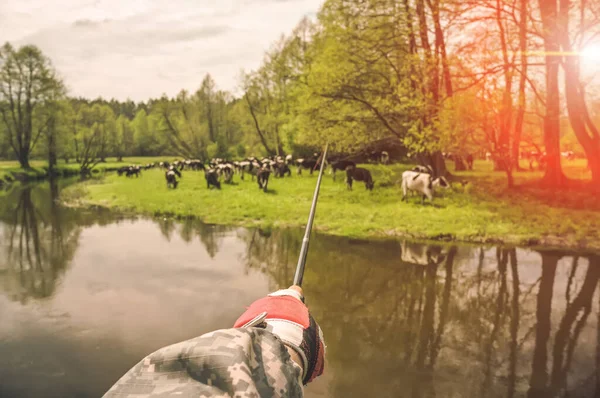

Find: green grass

[62,159,600,250]
[0,156,176,183]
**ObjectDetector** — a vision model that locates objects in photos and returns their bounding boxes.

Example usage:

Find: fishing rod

[293,143,329,288]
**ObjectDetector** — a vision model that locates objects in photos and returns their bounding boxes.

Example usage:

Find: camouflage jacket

[103,327,304,398]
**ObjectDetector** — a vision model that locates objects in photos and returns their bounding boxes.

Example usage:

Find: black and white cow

[165,170,178,189]
[117,166,130,176]
[401,241,446,265]
[295,158,319,175]
[168,166,182,178]
[330,160,356,181]
[217,163,235,184]
[411,165,433,174]
[401,171,449,204]
[238,160,262,180]
[257,167,271,192]
[381,151,390,165]
[205,169,221,189]
[273,162,291,178]
[126,166,141,178]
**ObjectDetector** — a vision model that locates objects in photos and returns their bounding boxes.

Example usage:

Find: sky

[0,0,323,101]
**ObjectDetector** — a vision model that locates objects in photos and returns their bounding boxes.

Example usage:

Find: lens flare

[580,45,600,62]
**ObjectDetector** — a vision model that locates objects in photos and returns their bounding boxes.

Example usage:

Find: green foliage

[2,0,594,180]
[290,0,433,154]
[206,143,218,159]
[0,42,65,167]
[236,143,246,158]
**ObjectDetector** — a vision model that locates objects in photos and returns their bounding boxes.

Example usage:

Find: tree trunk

[244,93,274,156]
[495,0,515,187]
[528,252,560,398]
[416,0,439,103]
[47,113,57,171]
[403,0,417,56]
[428,247,456,369]
[506,168,514,188]
[207,101,215,143]
[512,0,528,171]
[557,0,600,185]
[454,156,466,171]
[19,152,31,169]
[417,151,449,178]
[427,0,452,98]
[48,133,57,170]
[508,249,520,398]
[538,0,567,187]
[483,249,509,394]
[432,151,449,177]
[416,261,438,369]
[549,260,599,391]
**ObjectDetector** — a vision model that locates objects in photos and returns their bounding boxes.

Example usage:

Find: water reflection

[0,182,598,398]
[0,180,125,303]
[0,180,79,301]
[239,230,600,398]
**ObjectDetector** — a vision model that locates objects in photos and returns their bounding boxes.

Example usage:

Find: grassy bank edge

[62,194,600,254]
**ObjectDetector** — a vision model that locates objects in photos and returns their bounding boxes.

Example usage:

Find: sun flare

[581,44,600,62]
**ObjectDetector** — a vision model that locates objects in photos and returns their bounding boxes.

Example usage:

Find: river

[0,181,598,398]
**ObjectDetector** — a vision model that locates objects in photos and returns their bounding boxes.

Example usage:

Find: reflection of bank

[528,252,600,398]
[155,217,230,259]
[0,181,81,302]
[238,230,600,398]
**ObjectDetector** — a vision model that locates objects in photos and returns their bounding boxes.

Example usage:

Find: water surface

[0,181,599,398]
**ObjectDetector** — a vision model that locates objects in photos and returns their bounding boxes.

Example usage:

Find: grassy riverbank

[0,157,174,184]
[62,160,600,250]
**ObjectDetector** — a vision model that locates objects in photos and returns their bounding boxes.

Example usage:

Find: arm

[103,286,325,398]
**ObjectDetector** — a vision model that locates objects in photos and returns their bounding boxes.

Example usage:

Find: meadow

[0,157,175,182]
[61,158,600,250]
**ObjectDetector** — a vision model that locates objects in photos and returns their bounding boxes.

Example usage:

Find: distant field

[62,158,600,250]
[0,156,176,181]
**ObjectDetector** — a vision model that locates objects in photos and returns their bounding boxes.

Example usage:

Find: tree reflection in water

[0,183,599,398]
[239,229,600,398]
[0,180,127,304]
[178,218,228,259]
[0,180,81,302]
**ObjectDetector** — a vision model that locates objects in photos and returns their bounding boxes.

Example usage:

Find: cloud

[72,18,112,27]
[1,0,323,100]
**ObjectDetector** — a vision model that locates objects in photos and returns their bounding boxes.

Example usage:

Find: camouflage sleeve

[103,328,304,398]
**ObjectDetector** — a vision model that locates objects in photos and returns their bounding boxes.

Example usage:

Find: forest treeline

[0,0,599,186]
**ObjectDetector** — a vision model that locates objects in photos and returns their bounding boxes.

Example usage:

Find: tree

[114,115,133,161]
[537,0,567,187]
[512,0,529,171]
[0,43,65,168]
[76,103,114,173]
[198,74,217,142]
[154,92,208,159]
[38,100,72,170]
[132,109,153,155]
[556,0,600,184]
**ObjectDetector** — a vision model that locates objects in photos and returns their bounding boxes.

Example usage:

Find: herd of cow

[115,151,452,204]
